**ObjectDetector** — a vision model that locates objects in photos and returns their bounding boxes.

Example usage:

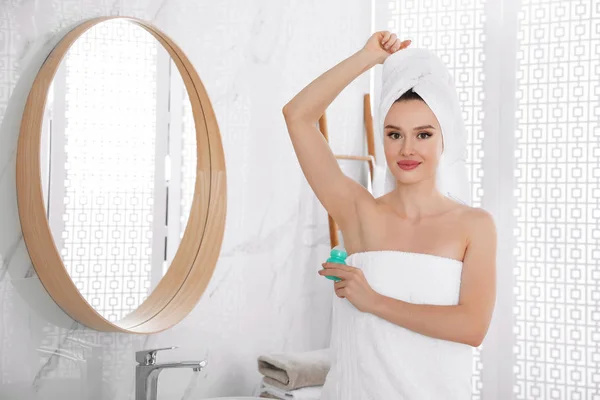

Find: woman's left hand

[319,263,381,313]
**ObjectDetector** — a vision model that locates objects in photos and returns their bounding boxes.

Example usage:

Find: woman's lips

[397,161,421,171]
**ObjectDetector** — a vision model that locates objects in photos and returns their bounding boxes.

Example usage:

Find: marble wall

[0,0,371,399]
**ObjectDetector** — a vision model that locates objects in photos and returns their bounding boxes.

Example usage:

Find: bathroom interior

[0,0,598,399]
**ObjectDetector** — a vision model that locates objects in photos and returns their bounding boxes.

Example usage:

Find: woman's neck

[385,181,452,220]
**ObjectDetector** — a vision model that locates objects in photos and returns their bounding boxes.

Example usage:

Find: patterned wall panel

[513,1,600,399]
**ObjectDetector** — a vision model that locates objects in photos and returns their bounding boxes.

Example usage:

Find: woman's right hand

[362,31,411,64]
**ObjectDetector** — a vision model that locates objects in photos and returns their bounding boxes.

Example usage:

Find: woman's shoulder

[458,206,497,241]
[459,206,494,223]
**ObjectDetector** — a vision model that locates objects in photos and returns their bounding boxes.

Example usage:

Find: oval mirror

[17,17,227,333]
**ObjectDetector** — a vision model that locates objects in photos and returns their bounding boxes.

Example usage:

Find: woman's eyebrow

[384,124,436,131]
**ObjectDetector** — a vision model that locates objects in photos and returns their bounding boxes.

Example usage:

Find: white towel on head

[374,47,472,206]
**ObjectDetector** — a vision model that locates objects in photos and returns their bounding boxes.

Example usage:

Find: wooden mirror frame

[16,16,227,333]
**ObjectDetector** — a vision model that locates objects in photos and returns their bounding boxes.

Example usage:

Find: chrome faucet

[135,346,207,400]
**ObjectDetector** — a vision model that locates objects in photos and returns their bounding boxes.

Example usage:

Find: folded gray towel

[257,348,330,391]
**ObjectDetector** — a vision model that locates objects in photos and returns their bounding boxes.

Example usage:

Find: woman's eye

[388,132,401,139]
[418,132,432,139]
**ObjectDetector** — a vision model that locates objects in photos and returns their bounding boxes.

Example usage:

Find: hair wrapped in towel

[374,47,472,206]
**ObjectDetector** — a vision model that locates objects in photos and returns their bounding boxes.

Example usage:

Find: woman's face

[383,99,443,186]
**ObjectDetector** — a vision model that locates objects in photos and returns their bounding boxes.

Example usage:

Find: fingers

[379,31,411,52]
[391,39,411,52]
[388,37,411,53]
[332,276,351,299]
[380,31,392,47]
[322,262,357,272]
[334,280,348,290]
[334,281,348,298]
[382,33,397,50]
[320,263,364,282]
[389,40,402,53]
[319,268,352,280]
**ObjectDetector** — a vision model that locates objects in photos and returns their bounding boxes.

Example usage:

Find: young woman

[282,31,497,399]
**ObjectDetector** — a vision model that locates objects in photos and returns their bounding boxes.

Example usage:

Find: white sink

[203,398,264,400]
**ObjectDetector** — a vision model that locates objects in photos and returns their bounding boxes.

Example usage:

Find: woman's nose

[400,139,415,156]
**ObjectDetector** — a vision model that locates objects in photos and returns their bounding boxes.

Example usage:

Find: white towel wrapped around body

[321,252,473,399]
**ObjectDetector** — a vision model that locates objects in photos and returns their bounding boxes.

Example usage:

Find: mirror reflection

[40,19,197,322]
